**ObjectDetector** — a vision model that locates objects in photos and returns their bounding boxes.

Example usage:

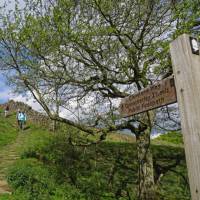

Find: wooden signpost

[119,76,177,117]
[170,34,200,200]
[119,34,200,200]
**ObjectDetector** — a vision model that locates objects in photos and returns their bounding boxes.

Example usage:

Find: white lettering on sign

[119,76,177,117]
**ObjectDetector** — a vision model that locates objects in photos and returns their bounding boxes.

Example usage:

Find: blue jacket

[18,113,26,121]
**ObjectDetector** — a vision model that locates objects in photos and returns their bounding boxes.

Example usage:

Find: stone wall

[0,100,52,128]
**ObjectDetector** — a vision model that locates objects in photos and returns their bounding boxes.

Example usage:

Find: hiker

[22,111,27,125]
[17,111,27,130]
[4,105,9,117]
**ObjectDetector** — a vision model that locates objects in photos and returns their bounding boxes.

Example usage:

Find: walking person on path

[22,111,27,125]
[4,105,9,118]
[17,111,27,130]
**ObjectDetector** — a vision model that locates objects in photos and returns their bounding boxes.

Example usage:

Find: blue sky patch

[0,73,10,103]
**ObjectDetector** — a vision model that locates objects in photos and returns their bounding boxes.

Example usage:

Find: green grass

[152,131,184,147]
[0,109,191,200]
[9,130,189,200]
[0,111,17,148]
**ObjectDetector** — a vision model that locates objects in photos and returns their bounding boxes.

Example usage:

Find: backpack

[18,112,25,121]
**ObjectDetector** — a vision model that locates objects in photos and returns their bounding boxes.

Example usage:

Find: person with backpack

[17,111,27,130]
[22,111,27,125]
[4,105,9,117]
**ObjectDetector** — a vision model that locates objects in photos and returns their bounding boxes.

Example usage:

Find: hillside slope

[0,111,19,194]
[0,109,52,197]
[0,107,191,200]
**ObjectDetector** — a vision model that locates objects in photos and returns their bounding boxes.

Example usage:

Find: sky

[0,73,43,110]
[1,1,81,117]
[0,0,40,110]
[0,74,10,103]
[0,0,180,137]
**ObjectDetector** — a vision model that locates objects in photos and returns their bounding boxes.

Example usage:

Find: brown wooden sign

[119,76,177,117]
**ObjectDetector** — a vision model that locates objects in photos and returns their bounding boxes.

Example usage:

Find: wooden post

[170,34,200,200]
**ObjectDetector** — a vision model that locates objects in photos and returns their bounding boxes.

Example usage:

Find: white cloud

[11,94,43,112]
[0,0,25,11]
[10,93,76,120]
[0,89,10,102]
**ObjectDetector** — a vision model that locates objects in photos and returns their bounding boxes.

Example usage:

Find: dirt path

[0,131,27,194]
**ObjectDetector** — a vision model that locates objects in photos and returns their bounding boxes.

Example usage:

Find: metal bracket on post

[189,37,199,55]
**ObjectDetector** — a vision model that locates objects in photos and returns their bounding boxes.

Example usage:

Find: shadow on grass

[23,126,30,131]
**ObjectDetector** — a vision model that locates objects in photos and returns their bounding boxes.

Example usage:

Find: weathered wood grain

[170,34,200,200]
[119,76,177,117]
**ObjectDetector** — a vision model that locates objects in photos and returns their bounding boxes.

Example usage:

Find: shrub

[154,131,183,145]
[7,159,55,200]
[7,158,87,200]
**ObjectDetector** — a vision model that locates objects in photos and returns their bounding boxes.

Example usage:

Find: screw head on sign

[189,37,199,55]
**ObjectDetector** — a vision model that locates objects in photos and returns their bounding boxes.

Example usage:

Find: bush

[51,184,86,200]
[7,158,87,200]
[154,131,183,145]
[7,159,55,200]
[8,129,189,200]
[20,134,138,199]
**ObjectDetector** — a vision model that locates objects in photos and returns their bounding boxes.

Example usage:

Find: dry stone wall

[0,100,53,129]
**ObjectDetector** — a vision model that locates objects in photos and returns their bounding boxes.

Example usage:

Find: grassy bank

[0,111,190,199]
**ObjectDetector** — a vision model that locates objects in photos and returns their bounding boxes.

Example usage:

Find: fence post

[170,34,200,200]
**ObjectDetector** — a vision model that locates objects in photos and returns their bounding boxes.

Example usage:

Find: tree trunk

[53,84,59,132]
[136,130,157,200]
[53,120,57,132]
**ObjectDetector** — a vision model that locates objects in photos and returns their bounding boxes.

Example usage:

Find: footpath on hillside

[0,112,29,195]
